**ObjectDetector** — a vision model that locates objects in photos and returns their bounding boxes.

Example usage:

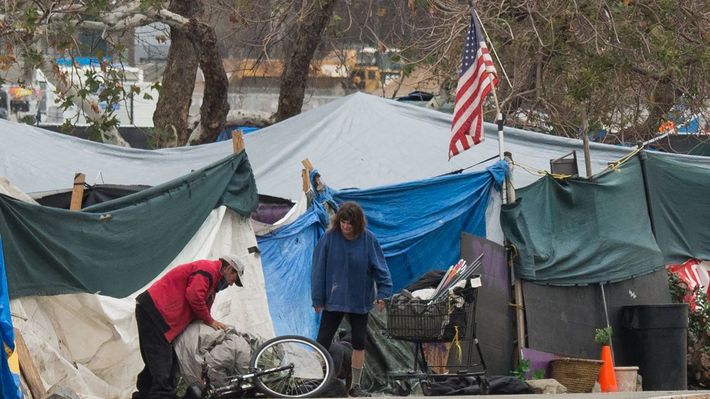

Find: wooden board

[13,328,46,399]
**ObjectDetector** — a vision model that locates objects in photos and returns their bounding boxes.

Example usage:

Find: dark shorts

[316,310,369,350]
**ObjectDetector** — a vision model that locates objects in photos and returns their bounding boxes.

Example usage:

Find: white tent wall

[0,177,36,204]
[485,188,504,245]
[9,206,275,399]
[4,93,710,202]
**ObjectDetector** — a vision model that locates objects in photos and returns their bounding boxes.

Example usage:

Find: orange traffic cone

[598,345,618,392]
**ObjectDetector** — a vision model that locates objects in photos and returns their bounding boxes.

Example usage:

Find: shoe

[348,384,371,397]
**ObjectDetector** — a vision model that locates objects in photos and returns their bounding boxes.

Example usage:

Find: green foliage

[21,48,43,70]
[139,0,164,12]
[511,358,545,380]
[407,0,710,140]
[669,270,710,342]
[150,81,162,94]
[84,0,112,18]
[23,7,40,27]
[668,271,689,304]
[511,358,530,380]
[18,115,36,125]
[594,326,613,345]
[49,17,78,51]
[532,369,546,380]
[59,119,75,134]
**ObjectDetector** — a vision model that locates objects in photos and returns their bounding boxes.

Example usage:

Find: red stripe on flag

[449,42,498,158]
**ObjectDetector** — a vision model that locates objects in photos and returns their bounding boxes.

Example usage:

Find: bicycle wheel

[250,335,334,398]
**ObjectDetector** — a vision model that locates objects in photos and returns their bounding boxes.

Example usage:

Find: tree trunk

[153,0,202,147]
[274,0,338,122]
[185,19,230,145]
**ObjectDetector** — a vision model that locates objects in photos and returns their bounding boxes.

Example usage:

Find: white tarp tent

[4,93,709,201]
[4,186,275,399]
[2,93,709,397]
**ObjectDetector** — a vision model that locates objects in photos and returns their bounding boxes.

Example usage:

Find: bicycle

[185,335,335,398]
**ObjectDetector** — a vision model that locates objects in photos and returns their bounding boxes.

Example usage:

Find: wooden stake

[301,169,310,193]
[14,328,46,399]
[69,173,85,211]
[504,159,527,353]
[232,130,245,154]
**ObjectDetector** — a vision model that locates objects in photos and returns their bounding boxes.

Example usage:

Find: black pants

[133,300,178,399]
[316,310,368,351]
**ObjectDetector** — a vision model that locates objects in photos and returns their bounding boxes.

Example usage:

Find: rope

[511,160,574,180]
[451,325,462,363]
[511,146,644,181]
[605,146,643,173]
[447,294,463,362]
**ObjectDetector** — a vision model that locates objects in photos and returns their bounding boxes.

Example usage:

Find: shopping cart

[383,278,488,395]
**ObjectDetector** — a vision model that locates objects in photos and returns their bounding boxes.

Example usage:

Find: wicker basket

[550,357,603,393]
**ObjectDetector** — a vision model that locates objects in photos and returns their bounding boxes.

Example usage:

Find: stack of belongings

[385,255,483,344]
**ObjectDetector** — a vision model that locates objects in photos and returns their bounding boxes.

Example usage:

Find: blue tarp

[0,237,21,399]
[257,204,327,338]
[258,162,508,338]
[678,115,700,134]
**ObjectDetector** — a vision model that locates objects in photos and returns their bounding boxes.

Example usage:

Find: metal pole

[490,83,526,358]
[600,283,614,358]
[581,107,593,178]
[130,94,134,125]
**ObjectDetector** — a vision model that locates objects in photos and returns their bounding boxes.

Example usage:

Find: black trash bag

[421,375,532,396]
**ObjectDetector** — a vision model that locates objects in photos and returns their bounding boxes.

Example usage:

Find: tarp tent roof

[2,92,709,200]
[501,151,710,286]
[1,159,275,398]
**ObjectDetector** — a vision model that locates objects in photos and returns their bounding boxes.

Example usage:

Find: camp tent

[3,92,710,395]
[499,150,710,387]
[260,162,507,338]
[4,93,710,203]
[0,155,276,399]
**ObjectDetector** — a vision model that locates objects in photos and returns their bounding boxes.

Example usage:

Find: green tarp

[647,153,710,263]
[501,157,664,284]
[0,153,258,299]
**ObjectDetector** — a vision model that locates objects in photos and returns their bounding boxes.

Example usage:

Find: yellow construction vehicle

[225,47,402,92]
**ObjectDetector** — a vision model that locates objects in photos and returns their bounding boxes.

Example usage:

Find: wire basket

[550,357,603,393]
[385,296,467,342]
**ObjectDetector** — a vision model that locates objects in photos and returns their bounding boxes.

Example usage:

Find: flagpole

[487,37,527,361]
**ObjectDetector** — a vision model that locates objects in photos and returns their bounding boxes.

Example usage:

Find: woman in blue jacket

[311,201,392,397]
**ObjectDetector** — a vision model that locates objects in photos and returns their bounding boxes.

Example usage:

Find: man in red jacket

[132,255,245,399]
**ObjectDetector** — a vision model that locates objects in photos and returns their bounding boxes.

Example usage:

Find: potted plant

[594,326,613,346]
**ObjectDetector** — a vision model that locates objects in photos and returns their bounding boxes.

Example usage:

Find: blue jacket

[311,229,393,314]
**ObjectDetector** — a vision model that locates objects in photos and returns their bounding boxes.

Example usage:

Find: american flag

[449,8,498,159]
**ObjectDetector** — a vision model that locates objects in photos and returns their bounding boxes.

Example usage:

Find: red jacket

[147,259,224,343]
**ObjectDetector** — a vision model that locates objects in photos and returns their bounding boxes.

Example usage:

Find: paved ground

[385,392,710,399]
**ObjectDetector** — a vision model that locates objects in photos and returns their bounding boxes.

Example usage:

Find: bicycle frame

[186,334,333,399]
[203,363,294,398]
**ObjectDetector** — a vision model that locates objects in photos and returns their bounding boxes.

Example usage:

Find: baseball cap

[220,254,245,287]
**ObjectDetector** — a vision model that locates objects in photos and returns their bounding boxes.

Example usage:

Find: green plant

[511,358,546,380]
[594,326,613,345]
[511,358,530,381]
[532,369,546,380]
[669,270,710,341]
